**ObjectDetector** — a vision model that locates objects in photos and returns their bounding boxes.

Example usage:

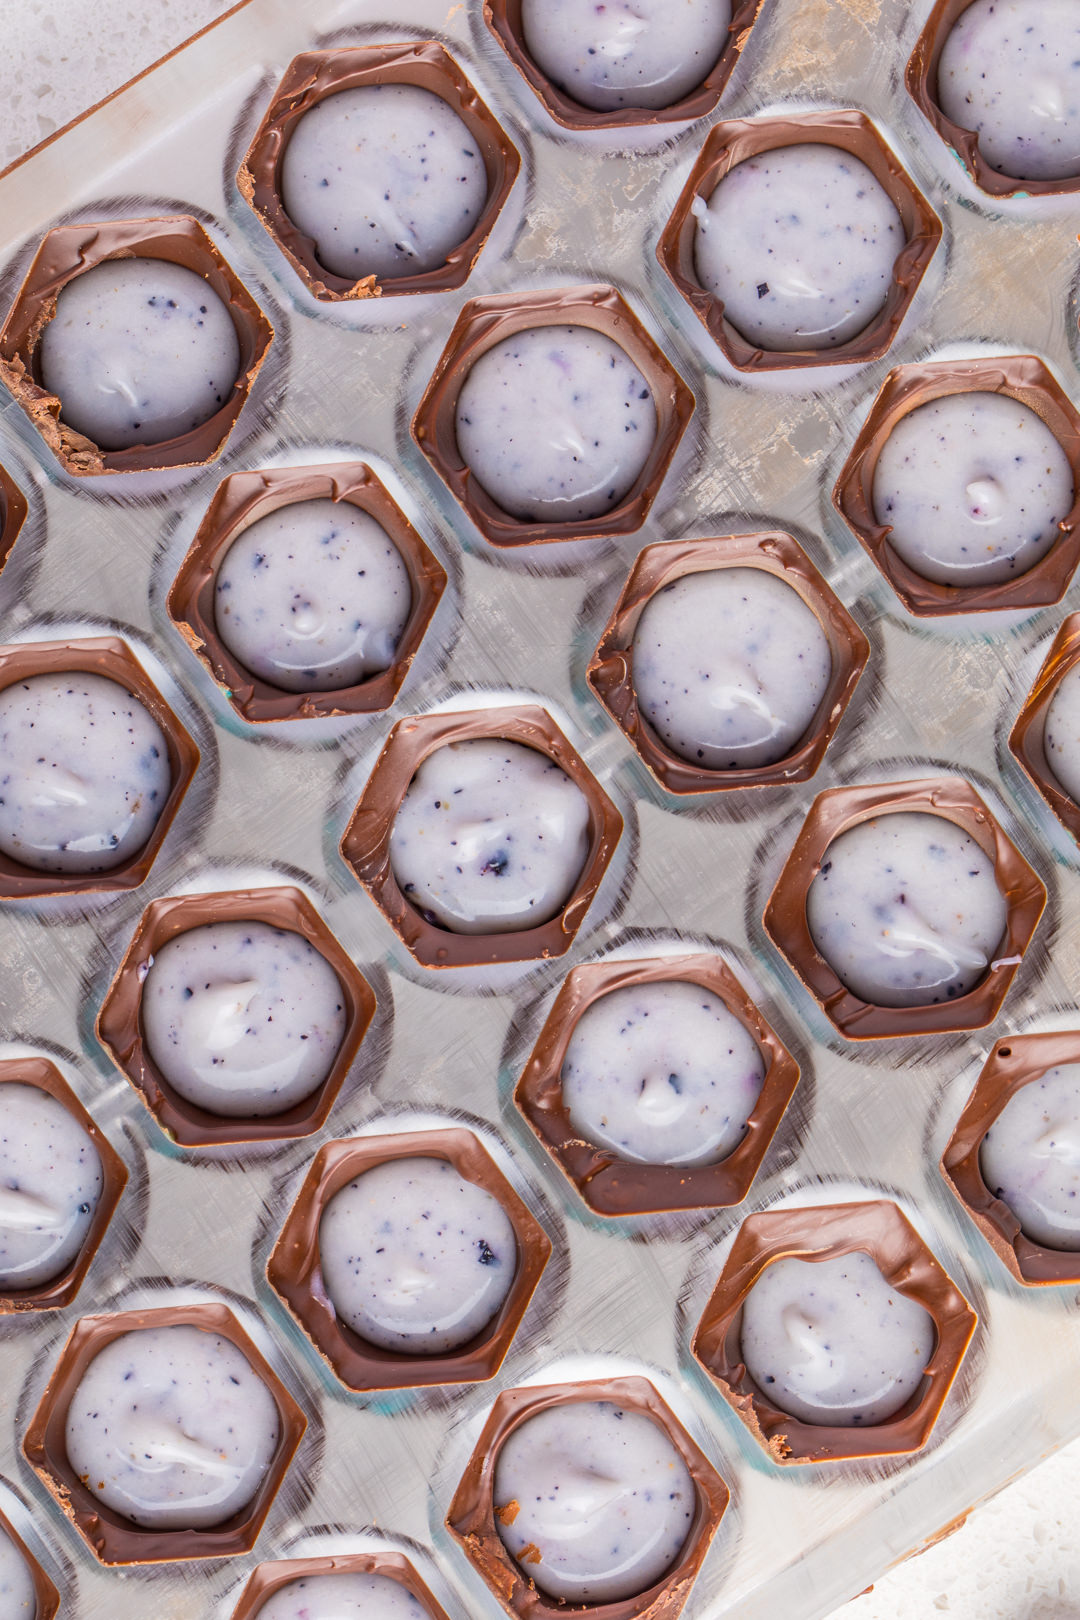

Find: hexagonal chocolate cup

[267,1127,551,1392]
[340,704,623,968]
[0,1057,127,1313]
[763,777,1047,1040]
[23,1301,306,1566]
[692,1199,977,1464]
[834,356,1080,616]
[905,0,1080,198]
[941,1030,1080,1286]
[167,462,447,723]
[0,215,273,476]
[1009,613,1080,842]
[446,1373,729,1620]
[230,1549,452,1620]
[482,0,764,132]
[0,636,199,901]
[0,460,28,578]
[656,110,941,373]
[411,284,695,548]
[515,952,799,1216]
[95,885,376,1148]
[0,1498,59,1620]
[238,42,520,302]
[587,533,869,793]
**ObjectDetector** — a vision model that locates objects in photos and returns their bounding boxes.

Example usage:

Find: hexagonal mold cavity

[515,952,799,1215]
[0,1496,59,1620]
[22,1301,306,1565]
[656,109,941,373]
[763,777,1046,1040]
[0,636,199,901]
[1010,613,1080,842]
[692,1199,977,1464]
[238,42,520,302]
[167,462,447,723]
[834,356,1080,616]
[0,216,273,476]
[339,704,623,968]
[0,461,28,579]
[229,1548,452,1620]
[482,0,765,132]
[411,283,694,548]
[942,1030,1080,1286]
[0,1057,126,1313]
[446,1373,729,1620]
[95,885,376,1148]
[587,533,869,793]
[267,1126,551,1392]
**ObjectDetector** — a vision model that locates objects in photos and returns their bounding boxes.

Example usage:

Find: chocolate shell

[0,1497,59,1620]
[1009,613,1080,842]
[0,460,28,578]
[229,1549,452,1620]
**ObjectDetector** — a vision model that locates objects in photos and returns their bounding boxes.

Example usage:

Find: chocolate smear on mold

[1010,613,1080,842]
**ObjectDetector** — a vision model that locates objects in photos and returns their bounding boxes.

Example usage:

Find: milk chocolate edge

[0,460,29,577]
[482,0,765,131]
[691,1199,978,1464]
[237,42,521,302]
[514,952,800,1216]
[95,885,377,1147]
[762,776,1047,1039]
[0,636,200,900]
[656,109,942,373]
[0,216,274,476]
[22,1301,307,1565]
[166,461,448,723]
[339,704,624,968]
[833,356,1080,615]
[230,1548,453,1620]
[586,533,870,794]
[1009,614,1080,843]
[266,1127,552,1392]
[445,1374,730,1620]
[0,1057,128,1314]
[0,1497,60,1619]
[411,283,695,548]
[941,1030,1080,1285]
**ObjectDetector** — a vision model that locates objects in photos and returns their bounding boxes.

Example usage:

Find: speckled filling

[805,811,1009,1009]
[693,144,904,351]
[140,919,348,1118]
[740,1250,937,1426]
[389,738,592,934]
[0,1523,36,1616]
[64,1324,280,1530]
[980,1063,1080,1249]
[872,392,1073,586]
[631,567,833,768]
[214,498,413,693]
[561,979,766,1165]
[280,83,489,281]
[38,257,240,451]
[938,0,1080,182]
[0,671,172,875]
[0,1083,104,1290]
[519,0,732,112]
[454,326,658,523]
[318,1156,518,1354]
[254,1571,429,1620]
[1042,662,1080,804]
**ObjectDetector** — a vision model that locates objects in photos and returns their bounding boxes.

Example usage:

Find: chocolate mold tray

[2,0,1080,1617]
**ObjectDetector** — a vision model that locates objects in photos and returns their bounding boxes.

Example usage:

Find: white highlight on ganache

[981,1062,1080,1249]
[255,1571,430,1620]
[1042,663,1080,804]
[520,0,732,112]
[0,1083,104,1290]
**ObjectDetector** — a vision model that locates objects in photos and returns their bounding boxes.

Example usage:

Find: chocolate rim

[515,952,799,1215]
[0,636,200,900]
[941,1030,1080,1285]
[0,1499,59,1620]
[230,1548,453,1620]
[339,704,623,968]
[1009,613,1080,842]
[0,1057,127,1313]
[0,215,274,476]
[691,1199,978,1464]
[446,1374,730,1620]
[586,533,870,793]
[95,885,377,1148]
[0,460,29,578]
[655,110,942,373]
[833,356,1080,615]
[166,462,447,723]
[762,776,1047,1040]
[237,42,521,302]
[482,0,765,131]
[266,1127,552,1392]
[22,1301,307,1566]
[411,283,695,548]
[905,0,1080,198]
